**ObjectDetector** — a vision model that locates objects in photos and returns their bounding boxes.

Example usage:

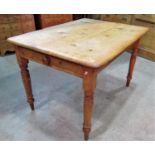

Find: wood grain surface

[8,18,148,67]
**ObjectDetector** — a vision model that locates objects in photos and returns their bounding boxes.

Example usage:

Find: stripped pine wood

[8,18,148,67]
[8,18,148,140]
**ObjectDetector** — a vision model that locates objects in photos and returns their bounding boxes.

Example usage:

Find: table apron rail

[15,46,94,78]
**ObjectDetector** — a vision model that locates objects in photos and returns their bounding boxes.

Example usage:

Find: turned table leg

[83,70,97,140]
[16,50,35,110]
[126,39,140,87]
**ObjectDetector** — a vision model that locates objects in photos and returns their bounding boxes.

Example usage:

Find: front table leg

[16,53,35,110]
[83,70,97,140]
[126,39,140,87]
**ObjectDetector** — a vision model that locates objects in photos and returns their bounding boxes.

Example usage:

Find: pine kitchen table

[8,18,148,140]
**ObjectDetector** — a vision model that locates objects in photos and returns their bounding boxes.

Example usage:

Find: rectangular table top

[8,18,148,68]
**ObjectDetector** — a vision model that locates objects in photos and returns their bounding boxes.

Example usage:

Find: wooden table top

[8,18,148,68]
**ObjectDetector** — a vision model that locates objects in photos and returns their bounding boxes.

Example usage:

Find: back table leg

[126,39,140,87]
[16,51,35,110]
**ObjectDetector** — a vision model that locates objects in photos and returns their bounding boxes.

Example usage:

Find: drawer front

[135,14,155,23]
[0,15,9,24]
[101,14,132,24]
[133,20,155,51]
[0,24,11,40]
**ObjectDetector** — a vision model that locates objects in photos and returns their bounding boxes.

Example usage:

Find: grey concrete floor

[0,52,155,141]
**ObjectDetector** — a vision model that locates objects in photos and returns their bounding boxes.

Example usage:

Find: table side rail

[15,46,93,78]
